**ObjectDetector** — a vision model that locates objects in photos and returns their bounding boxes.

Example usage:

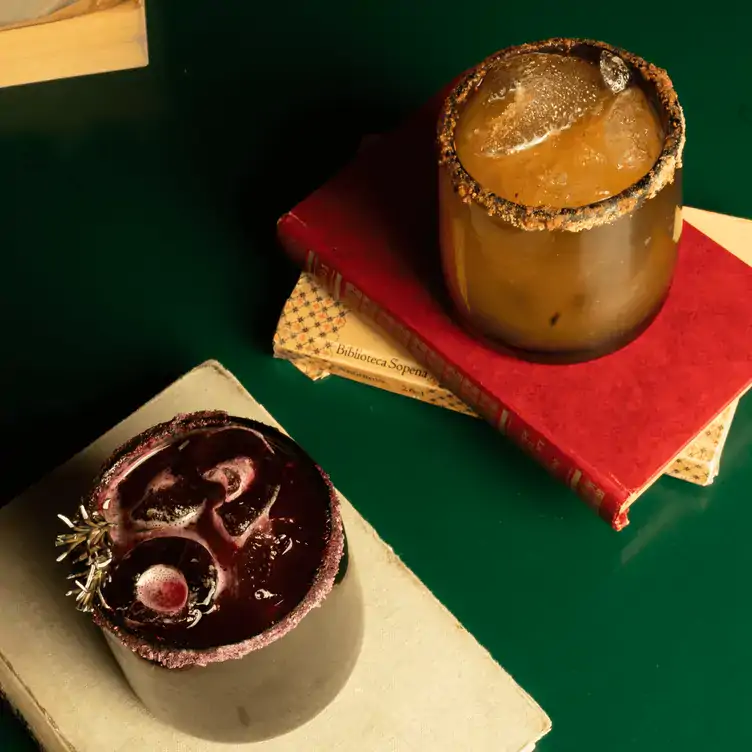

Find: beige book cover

[0,361,551,752]
[274,206,751,488]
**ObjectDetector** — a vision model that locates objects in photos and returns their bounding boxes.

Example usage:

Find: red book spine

[277,216,632,531]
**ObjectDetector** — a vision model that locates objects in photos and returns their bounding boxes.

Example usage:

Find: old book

[0,360,551,752]
[273,271,476,417]
[276,95,752,531]
[0,0,147,90]
[273,269,739,488]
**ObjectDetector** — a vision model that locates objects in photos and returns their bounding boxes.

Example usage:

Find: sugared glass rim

[87,410,344,669]
[437,38,686,233]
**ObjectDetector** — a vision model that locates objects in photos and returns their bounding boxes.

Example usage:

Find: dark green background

[1,2,750,750]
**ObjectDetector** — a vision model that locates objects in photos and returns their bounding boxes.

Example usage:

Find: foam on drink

[455,51,664,208]
[97,424,333,650]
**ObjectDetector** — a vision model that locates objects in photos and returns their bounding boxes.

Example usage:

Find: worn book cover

[0,361,550,752]
[276,92,752,530]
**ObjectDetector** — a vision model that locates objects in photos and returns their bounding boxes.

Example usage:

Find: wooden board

[0,0,147,90]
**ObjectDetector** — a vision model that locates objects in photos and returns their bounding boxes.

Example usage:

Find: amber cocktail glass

[437,38,686,363]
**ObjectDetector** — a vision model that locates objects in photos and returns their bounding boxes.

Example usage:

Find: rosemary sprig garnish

[56,501,114,613]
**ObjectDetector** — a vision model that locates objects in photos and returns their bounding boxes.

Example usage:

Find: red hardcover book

[276,95,752,531]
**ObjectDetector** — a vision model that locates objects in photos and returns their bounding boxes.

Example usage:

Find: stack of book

[275,94,752,530]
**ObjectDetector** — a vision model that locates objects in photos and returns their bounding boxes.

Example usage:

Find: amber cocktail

[438,38,685,362]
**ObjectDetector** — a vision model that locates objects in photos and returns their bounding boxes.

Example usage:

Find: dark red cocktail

[57,411,363,742]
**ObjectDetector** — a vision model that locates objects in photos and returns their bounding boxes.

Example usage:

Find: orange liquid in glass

[440,51,681,360]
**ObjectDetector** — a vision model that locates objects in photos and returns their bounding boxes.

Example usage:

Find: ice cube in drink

[455,51,665,208]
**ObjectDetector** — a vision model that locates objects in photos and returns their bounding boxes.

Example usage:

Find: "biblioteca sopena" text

[335,344,430,379]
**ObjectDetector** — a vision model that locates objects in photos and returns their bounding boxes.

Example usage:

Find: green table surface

[1,2,751,750]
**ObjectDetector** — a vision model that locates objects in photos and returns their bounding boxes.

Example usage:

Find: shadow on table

[170,68,410,353]
[0,361,182,508]
[0,695,39,751]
